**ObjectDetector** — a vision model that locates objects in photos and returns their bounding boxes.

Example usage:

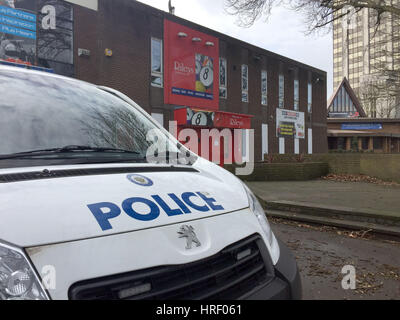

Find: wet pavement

[271,218,400,300]
[247,180,400,217]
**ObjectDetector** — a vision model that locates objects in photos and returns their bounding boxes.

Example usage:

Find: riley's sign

[164,19,220,111]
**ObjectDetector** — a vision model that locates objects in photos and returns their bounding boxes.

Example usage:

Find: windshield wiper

[0,145,141,160]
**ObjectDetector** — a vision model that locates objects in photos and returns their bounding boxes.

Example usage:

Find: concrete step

[266,209,400,237]
[261,199,400,228]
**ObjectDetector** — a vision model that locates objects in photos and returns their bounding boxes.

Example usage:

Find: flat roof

[328,129,400,138]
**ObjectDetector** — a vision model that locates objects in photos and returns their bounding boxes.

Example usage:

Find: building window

[373,137,383,150]
[261,70,267,106]
[294,79,299,110]
[337,137,346,150]
[279,137,285,154]
[308,128,313,154]
[219,58,227,99]
[262,123,268,158]
[242,64,248,103]
[361,137,369,150]
[151,38,163,88]
[294,138,300,154]
[278,74,284,108]
[307,82,312,113]
[242,129,250,161]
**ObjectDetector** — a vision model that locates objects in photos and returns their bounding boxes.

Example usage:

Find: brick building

[328,118,400,153]
[327,78,400,153]
[0,0,328,161]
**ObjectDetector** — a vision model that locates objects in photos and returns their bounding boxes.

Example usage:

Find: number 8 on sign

[200,66,213,88]
[191,112,208,126]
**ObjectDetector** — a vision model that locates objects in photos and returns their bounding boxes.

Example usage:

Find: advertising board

[341,123,383,130]
[175,107,252,129]
[164,19,219,111]
[0,0,73,76]
[276,109,305,139]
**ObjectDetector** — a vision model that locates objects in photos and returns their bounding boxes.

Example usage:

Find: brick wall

[73,0,328,160]
[261,153,400,183]
[359,154,400,183]
[225,162,329,181]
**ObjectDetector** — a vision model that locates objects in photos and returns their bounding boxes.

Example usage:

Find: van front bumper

[243,239,302,300]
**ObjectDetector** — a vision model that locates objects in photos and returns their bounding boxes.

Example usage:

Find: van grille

[68,234,274,300]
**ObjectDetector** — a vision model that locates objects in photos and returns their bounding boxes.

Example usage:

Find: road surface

[271,218,400,300]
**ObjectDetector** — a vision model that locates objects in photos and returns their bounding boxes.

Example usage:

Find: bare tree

[225,0,400,31]
[360,10,400,118]
[359,76,394,117]
[360,75,399,118]
[360,78,378,117]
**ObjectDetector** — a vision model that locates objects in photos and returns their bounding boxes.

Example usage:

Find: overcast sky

[138,0,334,97]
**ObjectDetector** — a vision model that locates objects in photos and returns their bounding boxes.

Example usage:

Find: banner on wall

[164,19,219,111]
[0,2,36,66]
[175,107,252,129]
[0,0,73,76]
[276,109,305,139]
[341,123,383,130]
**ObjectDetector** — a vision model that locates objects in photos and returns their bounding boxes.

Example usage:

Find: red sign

[164,19,219,111]
[214,112,252,129]
[174,108,252,129]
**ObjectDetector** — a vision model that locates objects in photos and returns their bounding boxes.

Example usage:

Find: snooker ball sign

[196,53,214,96]
[164,19,219,111]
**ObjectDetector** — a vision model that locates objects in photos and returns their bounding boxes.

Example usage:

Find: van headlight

[243,184,274,246]
[0,241,49,300]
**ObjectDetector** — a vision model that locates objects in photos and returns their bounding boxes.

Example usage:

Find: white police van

[0,66,301,300]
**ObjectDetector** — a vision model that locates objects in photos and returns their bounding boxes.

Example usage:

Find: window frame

[241,64,249,103]
[241,129,250,161]
[151,37,163,88]
[294,78,299,111]
[278,74,284,108]
[261,70,267,106]
[219,57,227,99]
[307,82,312,113]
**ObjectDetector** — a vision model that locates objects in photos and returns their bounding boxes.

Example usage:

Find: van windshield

[0,69,188,168]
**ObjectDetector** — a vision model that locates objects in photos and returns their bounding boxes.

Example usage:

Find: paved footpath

[246,180,400,217]
[272,218,400,300]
